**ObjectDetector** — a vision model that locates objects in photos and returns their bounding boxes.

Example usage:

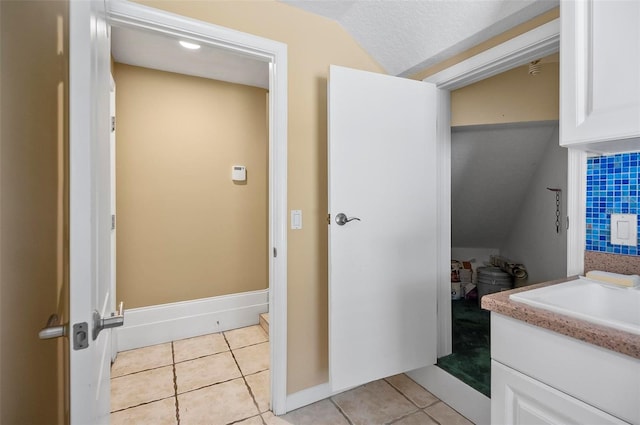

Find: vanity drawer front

[492,314,640,424]
[492,360,629,425]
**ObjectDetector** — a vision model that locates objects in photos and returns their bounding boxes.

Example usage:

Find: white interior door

[328,65,439,391]
[69,1,113,423]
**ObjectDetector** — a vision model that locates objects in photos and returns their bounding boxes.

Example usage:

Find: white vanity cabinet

[560,0,640,152]
[490,314,640,425]
[492,361,627,425]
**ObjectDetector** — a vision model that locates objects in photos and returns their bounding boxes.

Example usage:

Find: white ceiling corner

[111,26,270,89]
[280,0,559,76]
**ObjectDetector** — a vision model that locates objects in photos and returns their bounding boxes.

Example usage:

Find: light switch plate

[610,213,637,246]
[291,210,302,230]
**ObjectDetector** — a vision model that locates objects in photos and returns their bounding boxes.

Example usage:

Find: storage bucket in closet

[477,266,513,305]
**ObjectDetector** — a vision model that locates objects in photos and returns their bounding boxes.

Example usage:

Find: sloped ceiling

[280,0,558,76]
[451,122,558,248]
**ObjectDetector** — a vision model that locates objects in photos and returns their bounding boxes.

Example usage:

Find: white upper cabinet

[560,0,640,152]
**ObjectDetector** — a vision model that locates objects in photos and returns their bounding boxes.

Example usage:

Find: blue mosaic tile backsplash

[586,152,639,255]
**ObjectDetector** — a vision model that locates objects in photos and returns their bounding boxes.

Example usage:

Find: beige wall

[1,1,68,423]
[451,61,559,126]
[134,0,385,394]
[114,63,269,308]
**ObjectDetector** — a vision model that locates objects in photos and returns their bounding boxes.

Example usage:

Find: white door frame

[412,18,585,425]
[69,1,112,421]
[423,18,585,357]
[109,74,118,363]
[106,0,289,414]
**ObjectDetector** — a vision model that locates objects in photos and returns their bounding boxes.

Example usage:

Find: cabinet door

[560,0,640,148]
[491,361,629,425]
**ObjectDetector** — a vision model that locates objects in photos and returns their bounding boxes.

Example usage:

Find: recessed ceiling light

[179,40,201,50]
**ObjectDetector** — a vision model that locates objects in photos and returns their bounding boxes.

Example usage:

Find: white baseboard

[116,289,269,352]
[408,365,491,425]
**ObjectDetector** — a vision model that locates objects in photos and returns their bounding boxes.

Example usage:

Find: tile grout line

[109,346,175,416]
[112,363,173,379]
[421,409,444,425]
[386,409,441,425]
[386,377,442,406]
[329,397,355,425]
[425,400,474,425]
[383,376,444,425]
[110,395,176,414]
[373,378,422,425]
[171,341,181,425]
[222,332,268,425]
[383,377,423,410]
[226,414,265,425]
[410,411,446,425]
[173,376,244,397]
[173,349,229,366]
[171,338,267,367]
[112,328,268,423]
[227,339,269,351]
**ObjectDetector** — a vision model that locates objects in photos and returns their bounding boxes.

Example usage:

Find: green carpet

[437,299,491,397]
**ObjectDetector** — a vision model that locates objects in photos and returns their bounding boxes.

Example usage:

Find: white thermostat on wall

[232,165,246,182]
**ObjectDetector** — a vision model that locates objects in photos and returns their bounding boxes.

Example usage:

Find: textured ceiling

[451,122,558,248]
[281,0,558,76]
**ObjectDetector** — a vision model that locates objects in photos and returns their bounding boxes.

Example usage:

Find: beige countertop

[481,276,640,360]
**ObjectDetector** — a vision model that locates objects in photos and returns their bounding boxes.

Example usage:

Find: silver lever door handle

[93,301,125,340]
[39,314,67,339]
[335,213,361,226]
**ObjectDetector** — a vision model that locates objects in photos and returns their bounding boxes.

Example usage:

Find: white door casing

[423,18,567,358]
[69,0,289,416]
[69,0,113,423]
[328,65,438,391]
[110,76,118,362]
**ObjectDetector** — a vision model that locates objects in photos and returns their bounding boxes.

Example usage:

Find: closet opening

[438,54,567,396]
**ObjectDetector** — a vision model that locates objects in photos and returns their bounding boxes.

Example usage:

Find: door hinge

[111,214,116,230]
[273,247,277,258]
[111,116,116,133]
[72,322,89,350]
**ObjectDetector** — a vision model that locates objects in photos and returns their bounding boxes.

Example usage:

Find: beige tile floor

[111,324,473,425]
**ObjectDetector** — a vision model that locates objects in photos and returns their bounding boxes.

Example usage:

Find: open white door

[328,65,438,391]
[69,1,116,423]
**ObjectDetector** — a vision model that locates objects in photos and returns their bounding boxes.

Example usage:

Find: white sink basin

[509,278,640,335]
